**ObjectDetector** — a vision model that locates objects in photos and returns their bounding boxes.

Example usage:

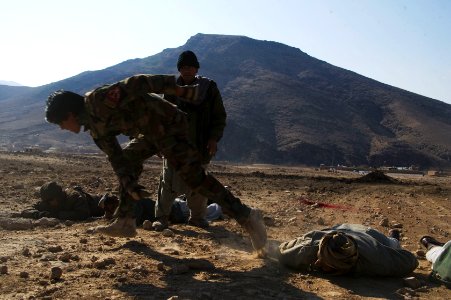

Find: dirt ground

[0,152,449,300]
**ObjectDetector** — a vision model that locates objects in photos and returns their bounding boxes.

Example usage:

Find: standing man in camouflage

[153,51,226,230]
[44,74,267,254]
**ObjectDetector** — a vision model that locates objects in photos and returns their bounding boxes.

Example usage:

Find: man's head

[40,181,65,207]
[177,50,200,70]
[177,51,199,84]
[315,231,358,275]
[45,90,84,132]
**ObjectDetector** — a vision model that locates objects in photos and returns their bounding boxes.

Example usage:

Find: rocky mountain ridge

[0,33,450,169]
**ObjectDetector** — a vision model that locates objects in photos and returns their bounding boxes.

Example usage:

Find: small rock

[317,217,325,225]
[59,252,72,262]
[162,229,175,237]
[50,267,63,280]
[94,258,116,269]
[0,217,34,230]
[48,245,63,253]
[0,265,7,274]
[34,217,60,227]
[79,238,88,244]
[22,248,32,257]
[0,256,7,263]
[142,220,153,230]
[19,271,29,278]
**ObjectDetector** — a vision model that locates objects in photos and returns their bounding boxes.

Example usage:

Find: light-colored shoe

[94,217,137,237]
[152,216,169,232]
[242,209,267,252]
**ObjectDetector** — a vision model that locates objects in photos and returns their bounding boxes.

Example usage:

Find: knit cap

[177,50,200,70]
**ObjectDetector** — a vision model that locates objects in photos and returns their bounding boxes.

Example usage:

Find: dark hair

[177,50,200,70]
[45,90,84,124]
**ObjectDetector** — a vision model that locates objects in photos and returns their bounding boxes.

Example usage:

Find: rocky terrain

[0,152,450,299]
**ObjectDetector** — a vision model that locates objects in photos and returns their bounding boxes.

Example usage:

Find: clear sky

[1,0,450,104]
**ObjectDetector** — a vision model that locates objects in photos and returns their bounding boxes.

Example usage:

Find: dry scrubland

[0,152,450,299]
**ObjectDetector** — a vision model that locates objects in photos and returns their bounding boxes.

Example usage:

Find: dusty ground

[0,152,449,300]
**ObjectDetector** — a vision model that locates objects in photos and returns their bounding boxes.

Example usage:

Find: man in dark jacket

[278,223,418,277]
[154,50,227,230]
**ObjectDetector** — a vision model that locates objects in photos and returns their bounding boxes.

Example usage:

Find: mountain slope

[0,33,450,168]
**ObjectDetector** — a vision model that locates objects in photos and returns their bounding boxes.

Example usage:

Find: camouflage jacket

[31,187,103,221]
[164,75,226,163]
[80,74,200,178]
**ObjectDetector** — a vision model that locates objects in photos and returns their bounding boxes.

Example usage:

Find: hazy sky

[1,0,450,104]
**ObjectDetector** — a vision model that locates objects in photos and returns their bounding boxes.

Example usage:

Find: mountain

[0,33,450,168]
[0,80,23,86]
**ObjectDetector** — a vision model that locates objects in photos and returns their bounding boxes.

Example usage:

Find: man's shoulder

[196,75,216,86]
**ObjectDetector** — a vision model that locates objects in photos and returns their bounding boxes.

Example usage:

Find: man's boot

[241,208,267,253]
[152,216,169,231]
[187,193,209,229]
[94,217,137,237]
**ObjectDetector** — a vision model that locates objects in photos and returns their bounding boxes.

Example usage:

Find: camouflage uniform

[22,183,103,221]
[157,75,226,221]
[81,75,251,223]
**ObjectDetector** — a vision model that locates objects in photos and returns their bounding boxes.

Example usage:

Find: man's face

[179,66,198,84]
[59,112,81,133]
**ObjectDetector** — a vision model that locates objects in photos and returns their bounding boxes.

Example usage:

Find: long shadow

[168,221,260,253]
[112,240,322,300]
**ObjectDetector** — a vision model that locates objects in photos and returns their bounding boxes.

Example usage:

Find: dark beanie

[177,50,200,70]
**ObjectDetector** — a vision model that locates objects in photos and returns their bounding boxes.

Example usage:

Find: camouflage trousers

[156,159,209,220]
[115,110,250,223]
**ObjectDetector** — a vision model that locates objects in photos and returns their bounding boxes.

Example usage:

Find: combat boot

[94,217,137,237]
[152,216,169,232]
[241,208,267,253]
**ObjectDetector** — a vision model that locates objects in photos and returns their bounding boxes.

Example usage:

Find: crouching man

[278,223,418,277]
[44,74,267,253]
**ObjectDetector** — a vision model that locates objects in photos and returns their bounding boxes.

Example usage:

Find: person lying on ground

[420,235,451,287]
[278,223,418,277]
[21,181,104,221]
